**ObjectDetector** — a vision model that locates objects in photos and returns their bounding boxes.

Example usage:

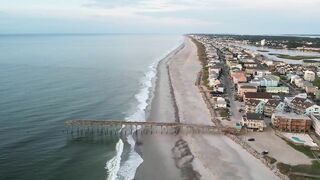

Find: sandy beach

[135,37,279,180]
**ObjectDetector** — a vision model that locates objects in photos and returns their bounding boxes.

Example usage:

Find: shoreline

[135,36,280,180]
[134,40,186,180]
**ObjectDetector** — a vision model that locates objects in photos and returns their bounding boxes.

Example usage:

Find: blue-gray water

[0,34,181,180]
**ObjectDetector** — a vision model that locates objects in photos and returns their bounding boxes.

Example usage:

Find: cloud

[0,0,319,34]
[84,0,320,11]
[81,0,217,27]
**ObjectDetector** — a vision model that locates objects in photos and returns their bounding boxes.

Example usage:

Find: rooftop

[272,112,311,120]
[244,92,272,99]
[245,99,261,106]
[266,99,281,107]
[245,113,264,120]
[252,75,279,82]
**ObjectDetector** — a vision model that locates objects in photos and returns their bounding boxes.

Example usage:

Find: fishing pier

[64,119,231,137]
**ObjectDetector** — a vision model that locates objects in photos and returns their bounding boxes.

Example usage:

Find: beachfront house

[215,97,227,108]
[241,113,266,132]
[213,84,224,93]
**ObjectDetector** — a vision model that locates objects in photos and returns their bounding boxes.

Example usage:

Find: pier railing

[64,119,225,136]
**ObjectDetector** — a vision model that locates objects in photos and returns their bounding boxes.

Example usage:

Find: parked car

[261,150,269,155]
[248,138,255,141]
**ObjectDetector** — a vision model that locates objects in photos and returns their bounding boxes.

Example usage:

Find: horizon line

[0,33,319,37]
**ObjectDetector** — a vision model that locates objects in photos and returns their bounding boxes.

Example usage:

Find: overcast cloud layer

[0,0,319,34]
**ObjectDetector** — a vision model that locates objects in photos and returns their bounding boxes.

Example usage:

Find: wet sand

[135,37,279,180]
[134,44,185,180]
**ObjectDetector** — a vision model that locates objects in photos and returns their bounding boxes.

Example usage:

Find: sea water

[0,34,182,180]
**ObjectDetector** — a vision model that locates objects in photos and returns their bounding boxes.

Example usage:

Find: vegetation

[277,161,320,179]
[219,109,229,118]
[279,75,287,81]
[206,34,320,49]
[190,37,207,66]
[264,156,277,164]
[277,162,291,175]
[313,76,320,88]
[190,37,209,86]
[291,161,320,176]
[286,141,316,158]
[269,53,320,60]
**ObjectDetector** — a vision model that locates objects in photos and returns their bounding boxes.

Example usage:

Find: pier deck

[64,119,233,135]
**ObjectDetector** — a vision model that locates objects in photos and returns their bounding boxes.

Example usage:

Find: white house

[209,79,220,88]
[290,74,300,84]
[250,75,279,87]
[264,60,273,66]
[255,70,272,78]
[214,84,224,93]
[266,86,290,94]
[215,97,227,108]
[305,104,320,116]
[304,70,315,82]
[241,113,266,131]
[294,77,304,88]
[209,67,221,74]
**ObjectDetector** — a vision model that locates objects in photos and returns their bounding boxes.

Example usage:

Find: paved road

[216,48,243,123]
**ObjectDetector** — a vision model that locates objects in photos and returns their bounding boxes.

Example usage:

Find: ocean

[0,34,182,180]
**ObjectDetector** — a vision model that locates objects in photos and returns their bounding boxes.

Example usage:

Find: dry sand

[135,37,279,180]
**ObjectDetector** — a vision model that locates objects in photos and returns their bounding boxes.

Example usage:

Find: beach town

[2,1,320,180]
[185,34,320,179]
[62,35,320,180]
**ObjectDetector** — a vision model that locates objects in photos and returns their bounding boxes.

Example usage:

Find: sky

[0,0,319,34]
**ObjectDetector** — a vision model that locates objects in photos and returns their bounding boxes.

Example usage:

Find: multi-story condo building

[245,99,265,114]
[271,112,312,132]
[244,92,273,103]
[290,97,320,116]
[264,100,285,117]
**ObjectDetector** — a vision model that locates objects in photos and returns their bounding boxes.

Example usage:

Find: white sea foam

[105,62,157,180]
[105,41,183,180]
[105,139,124,180]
